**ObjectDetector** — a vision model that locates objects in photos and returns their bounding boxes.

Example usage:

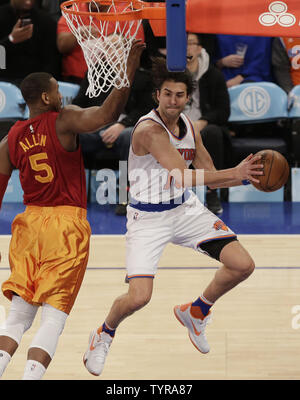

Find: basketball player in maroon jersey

[0,39,145,380]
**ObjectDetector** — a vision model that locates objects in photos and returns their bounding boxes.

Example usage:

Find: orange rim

[60,0,166,21]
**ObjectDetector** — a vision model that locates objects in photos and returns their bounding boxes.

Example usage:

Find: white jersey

[128,109,196,203]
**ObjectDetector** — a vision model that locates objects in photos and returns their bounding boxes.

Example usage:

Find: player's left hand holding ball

[235,153,263,183]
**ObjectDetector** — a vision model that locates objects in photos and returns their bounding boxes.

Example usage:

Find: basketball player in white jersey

[83,57,263,376]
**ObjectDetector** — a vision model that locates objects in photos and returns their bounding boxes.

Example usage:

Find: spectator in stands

[272,37,300,94]
[35,0,63,21]
[0,0,60,85]
[215,34,273,88]
[142,19,217,65]
[184,32,232,215]
[56,2,99,84]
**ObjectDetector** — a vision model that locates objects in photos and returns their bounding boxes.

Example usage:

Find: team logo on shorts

[213,220,229,232]
[133,212,139,220]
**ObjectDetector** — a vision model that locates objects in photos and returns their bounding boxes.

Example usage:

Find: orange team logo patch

[213,220,229,232]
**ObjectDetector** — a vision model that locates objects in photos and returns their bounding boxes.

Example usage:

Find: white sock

[0,350,11,378]
[22,360,46,380]
[199,294,214,306]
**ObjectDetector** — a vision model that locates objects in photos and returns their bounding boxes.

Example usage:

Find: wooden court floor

[0,234,300,380]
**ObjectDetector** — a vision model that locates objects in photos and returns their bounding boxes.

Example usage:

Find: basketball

[251,150,289,192]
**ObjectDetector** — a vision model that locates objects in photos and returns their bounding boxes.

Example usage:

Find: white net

[61,0,143,97]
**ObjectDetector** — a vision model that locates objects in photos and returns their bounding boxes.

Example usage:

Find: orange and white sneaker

[174,303,211,354]
[83,328,113,376]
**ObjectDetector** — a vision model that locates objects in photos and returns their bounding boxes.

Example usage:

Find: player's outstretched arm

[56,40,145,135]
[139,122,263,188]
[205,154,264,189]
[171,154,263,188]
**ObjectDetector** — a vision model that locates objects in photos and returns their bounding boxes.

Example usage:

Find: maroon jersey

[7,111,87,209]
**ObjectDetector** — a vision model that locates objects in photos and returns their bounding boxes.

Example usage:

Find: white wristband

[8,34,14,43]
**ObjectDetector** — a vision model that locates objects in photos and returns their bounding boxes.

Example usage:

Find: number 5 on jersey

[29,152,54,183]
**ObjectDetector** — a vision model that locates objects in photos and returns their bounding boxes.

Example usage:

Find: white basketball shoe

[83,327,113,376]
[174,302,211,354]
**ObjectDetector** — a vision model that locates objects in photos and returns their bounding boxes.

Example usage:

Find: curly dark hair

[151,57,196,103]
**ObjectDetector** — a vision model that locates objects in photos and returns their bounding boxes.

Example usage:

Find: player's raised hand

[235,153,264,183]
[126,39,146,82]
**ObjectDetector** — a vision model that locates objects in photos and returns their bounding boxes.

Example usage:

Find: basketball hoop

[61,0,165,97]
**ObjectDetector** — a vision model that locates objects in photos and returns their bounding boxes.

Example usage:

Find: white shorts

[125,191,236,279]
